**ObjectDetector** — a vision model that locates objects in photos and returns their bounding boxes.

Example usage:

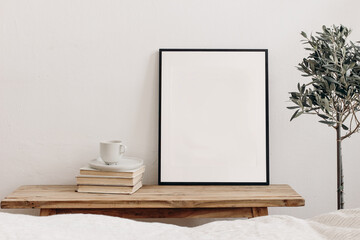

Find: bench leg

[250,207,268,218]
[40,209,57,216]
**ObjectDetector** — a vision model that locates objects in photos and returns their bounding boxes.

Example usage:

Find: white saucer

[89,157,144,172]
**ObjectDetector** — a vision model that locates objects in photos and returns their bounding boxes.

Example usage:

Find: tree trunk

[336,124,344,209]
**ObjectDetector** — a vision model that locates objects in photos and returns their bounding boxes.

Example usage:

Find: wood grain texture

[53,207,254,218]
[1,185,304,209]
[40,209,56,216]
[251,207,268,218]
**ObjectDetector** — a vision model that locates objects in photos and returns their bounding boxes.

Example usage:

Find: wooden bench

[1,184,304,218]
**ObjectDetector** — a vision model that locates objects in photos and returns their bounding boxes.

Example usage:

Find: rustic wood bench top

[1,184,304,218]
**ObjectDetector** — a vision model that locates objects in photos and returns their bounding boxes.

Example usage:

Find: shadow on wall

[1,209,39,216]
[130,51,159,185]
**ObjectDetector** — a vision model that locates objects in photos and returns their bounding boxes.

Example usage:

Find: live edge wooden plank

[1,185,305,209]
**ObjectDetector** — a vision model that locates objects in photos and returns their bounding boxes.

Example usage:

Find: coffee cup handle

[119,144,127,155]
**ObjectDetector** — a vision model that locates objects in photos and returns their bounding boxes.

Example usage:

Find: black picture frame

[158,49,269,185]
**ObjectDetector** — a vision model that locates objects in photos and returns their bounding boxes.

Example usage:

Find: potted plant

[288,25,360,209]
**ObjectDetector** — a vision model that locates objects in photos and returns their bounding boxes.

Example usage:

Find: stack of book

[76,165,145,194]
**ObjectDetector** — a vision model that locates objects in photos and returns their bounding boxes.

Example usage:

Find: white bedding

[0,209,359,240]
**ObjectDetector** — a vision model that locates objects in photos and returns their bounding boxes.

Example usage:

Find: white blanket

[0,209,359,240]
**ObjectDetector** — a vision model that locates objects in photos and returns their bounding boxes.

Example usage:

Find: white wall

[1,0,360,224]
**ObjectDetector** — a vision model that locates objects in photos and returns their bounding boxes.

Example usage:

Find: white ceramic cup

[100,140,127,165]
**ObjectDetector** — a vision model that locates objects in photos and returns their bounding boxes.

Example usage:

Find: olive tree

[288,25,360,209]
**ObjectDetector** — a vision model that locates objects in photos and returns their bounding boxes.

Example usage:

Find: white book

[79,165,145,178]
[76,174,143,186]
[77,181,143,194]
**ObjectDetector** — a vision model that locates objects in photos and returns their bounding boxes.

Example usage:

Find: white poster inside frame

[159,49,269,184]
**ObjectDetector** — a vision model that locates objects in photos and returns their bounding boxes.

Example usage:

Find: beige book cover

[77,181,142,194]
[76,173,143,186]
[79,165,145,178]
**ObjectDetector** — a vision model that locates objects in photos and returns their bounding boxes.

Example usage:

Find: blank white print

[160,50,267,183]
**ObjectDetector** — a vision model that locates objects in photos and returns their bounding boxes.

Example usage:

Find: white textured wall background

[1,0,360,225]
